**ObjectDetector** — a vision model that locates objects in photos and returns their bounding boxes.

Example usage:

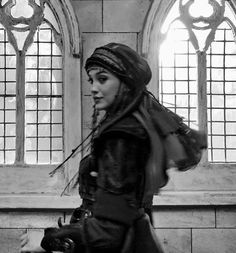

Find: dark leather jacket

[88,114,149,224]
[41,114,152,253]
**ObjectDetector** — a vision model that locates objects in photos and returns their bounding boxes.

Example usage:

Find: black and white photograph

[0,0,235,252]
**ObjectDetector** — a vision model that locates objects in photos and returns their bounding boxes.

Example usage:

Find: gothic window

[0,0,81,196]
[0,0,64,165]
[156,0,236,163]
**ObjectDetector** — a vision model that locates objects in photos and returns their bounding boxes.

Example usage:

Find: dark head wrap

[85,43,153,135]
[85,43,152,90]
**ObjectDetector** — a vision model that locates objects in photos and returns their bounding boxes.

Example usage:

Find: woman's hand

[41,226,78,252]
[20,230,45,253]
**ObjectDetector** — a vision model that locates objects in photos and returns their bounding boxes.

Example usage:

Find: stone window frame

[0,0,82,202]
[140,0,236,205]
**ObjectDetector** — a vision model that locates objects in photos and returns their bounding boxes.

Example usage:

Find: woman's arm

[41,132,149,252]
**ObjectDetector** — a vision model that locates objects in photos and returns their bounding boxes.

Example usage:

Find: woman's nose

[91,82,98,94]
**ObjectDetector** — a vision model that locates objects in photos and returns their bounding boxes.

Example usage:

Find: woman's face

[88,67,121,111]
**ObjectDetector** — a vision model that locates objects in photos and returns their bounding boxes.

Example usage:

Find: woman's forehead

[87,66,110,75]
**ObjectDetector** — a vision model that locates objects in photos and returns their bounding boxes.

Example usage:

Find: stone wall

[76,0,150,139]
[153,206,236,253]
[1,206,236,253]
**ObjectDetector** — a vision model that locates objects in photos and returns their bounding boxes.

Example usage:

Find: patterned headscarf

[85,43,152,91]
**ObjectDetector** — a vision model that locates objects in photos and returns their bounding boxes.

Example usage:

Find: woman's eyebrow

[96,70,108,75]
[88,69,108,77]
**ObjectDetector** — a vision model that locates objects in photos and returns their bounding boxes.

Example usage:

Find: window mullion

[15,51,25,164]
[197,50,208,161]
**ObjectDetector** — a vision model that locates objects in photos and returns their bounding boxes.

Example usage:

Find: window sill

[0,191,235,210]
[0,194,82,210]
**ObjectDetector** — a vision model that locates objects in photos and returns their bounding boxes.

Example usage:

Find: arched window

[0,1,64,165]
[143,0,236,163]
[0,0,81,195]
[142,0,236,201]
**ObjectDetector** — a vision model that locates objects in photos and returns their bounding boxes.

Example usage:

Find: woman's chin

[94,104,108,111]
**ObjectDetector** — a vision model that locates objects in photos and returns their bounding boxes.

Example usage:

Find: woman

[21,43,206,253]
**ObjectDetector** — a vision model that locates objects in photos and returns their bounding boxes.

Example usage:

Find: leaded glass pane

[207,21,236,162]
[0,25,16,164]
[25,23,63,164]
[159,21,198,129]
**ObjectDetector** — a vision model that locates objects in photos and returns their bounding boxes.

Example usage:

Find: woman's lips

[93,97,102,103]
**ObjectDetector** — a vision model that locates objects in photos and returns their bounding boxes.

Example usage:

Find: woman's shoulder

[100,114,148,140]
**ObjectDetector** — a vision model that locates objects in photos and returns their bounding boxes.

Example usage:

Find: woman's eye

[98,76,107,83]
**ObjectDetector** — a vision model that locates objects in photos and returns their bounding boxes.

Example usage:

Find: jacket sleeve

[93,131,149,225]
